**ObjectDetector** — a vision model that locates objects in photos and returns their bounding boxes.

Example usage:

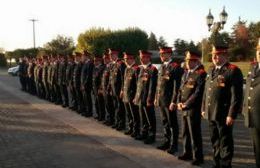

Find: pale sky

[0,0,259,51]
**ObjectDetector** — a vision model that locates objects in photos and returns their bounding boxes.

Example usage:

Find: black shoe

[94,116,99,120]
[130,132,139,138]
[124,129,133,135]
[135,134,147,140]
[191,159,204,166]
[157,141,170,150]
[178,154,193,161]
[112,124,118,129]
[167,146,178,155]
[116,125,125,131]
[144,136,155,144]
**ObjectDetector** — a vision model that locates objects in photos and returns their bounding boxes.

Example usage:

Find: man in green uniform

[202,44,243,168]
[177,50,206,165]
[134,50,158,144]
[155,47,183,154]
[121,52,140,137]
[243,38,260,168]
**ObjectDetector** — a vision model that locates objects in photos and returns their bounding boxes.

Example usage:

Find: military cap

[83,50,91,56]
[139,50,152,58]
[75,52,82,57]
[42,55,48,60]
[108,48,119,55]
[211,44,228,55]
[159,46,173,54]
[185,50,201,61]
[123,52,135,59]
[257,38,260,51]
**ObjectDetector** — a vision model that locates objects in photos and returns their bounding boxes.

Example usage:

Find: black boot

[157,140,170,150]
[167,128,178,155]
[135,131,147,141]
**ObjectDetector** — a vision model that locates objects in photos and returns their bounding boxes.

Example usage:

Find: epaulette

[150,65,157,70]
[196,68,206,75]
[250,61,257,65]
[228,64,237,70]
[170,62,179,68]
[132,65,139,70]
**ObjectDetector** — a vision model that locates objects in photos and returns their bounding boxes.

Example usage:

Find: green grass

[203,62,250,77]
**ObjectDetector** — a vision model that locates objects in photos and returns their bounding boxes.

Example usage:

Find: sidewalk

[0,72,256,168]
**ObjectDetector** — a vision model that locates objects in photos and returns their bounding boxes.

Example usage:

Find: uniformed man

[177,50,206,166]
[53,55,62,104]
[120,52,140,137]
[66,54,76,110]
[81,50,94,117]
[201,44,244,168]
[92,55,106,121]
[101,53,115,126]
[37,57,45,98]
[27,57,36,95]
[155,47,183,154]
[18,56,28,91]
[72,52,83,113]
[134,50,158,144]
[47,55,54,102]
[108,49,126,130]
[58,55,69,107]
[243,38,260,168]
[42,55,50,100]
[34,58,40,96]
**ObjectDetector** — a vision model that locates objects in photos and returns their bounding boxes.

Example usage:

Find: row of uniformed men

[18,39,260,168]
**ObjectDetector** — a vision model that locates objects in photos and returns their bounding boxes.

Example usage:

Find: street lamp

[206,6,228,32]
[29,19,38,49]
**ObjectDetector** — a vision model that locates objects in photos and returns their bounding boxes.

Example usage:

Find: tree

[148,32,158,50]
[158,36,168,47]
[76,27,149,56]
[44,35,75,56]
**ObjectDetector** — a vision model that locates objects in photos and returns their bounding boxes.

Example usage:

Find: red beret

[159,47,172,54]
[185,51,201,60]
[108,48,119,55]
[139,50,152,57]
[212,45,228,55]
[123,52,135,59]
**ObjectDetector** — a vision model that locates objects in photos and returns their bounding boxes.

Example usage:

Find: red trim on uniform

[228,64,237,70]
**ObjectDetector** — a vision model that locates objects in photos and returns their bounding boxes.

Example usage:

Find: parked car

[8,65,20,76]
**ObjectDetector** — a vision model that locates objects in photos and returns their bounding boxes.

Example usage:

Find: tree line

[1,20,259,66]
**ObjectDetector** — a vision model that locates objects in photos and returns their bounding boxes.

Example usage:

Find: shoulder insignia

[196,68,206,75]
[228,64,237,70]
[170,62,179,68]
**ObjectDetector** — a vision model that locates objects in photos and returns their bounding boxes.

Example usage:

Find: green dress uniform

[101,62,115,125]
[92,63,106,121]
[81,59,94,116]
[58,59,69,107]
[178,64,206,162]
[73,61,83,113]
[109,59,126,130]
[134,63,158,144]
[27,62,36,94]
[65,61,76,109]
[243,62,260,168]
[202,62,243,168]
[53,60,62,104]
[47,63,54,102]
[155,60,183,153]
[122,63,140,137]
[42,62,50,100]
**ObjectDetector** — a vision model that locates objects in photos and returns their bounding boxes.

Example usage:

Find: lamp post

[206,6,228,33]
[29,19,38,49]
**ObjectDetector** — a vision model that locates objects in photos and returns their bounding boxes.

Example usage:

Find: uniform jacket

[155,60,183,107]
[243,62,260,129]
[81,60,94,90]
[58,61,67,86]
[92,64,105,96]
[178,64,207,117]
[122,63,140,103]
[134,64,158,105]
[202,62,243,123]
[73,62,82,88]
[109,59,126,97]
[65,61,75,86]
[101,63,112,96]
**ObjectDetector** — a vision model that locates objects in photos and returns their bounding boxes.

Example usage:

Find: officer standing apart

[243,38,260,168]
[134,50,158,144]
[155,47,183,154]
[201,44,243,168]
[120,52,140,137]
[177,50,206,166]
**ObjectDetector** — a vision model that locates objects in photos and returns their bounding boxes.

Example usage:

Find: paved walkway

[0,71,256,168]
